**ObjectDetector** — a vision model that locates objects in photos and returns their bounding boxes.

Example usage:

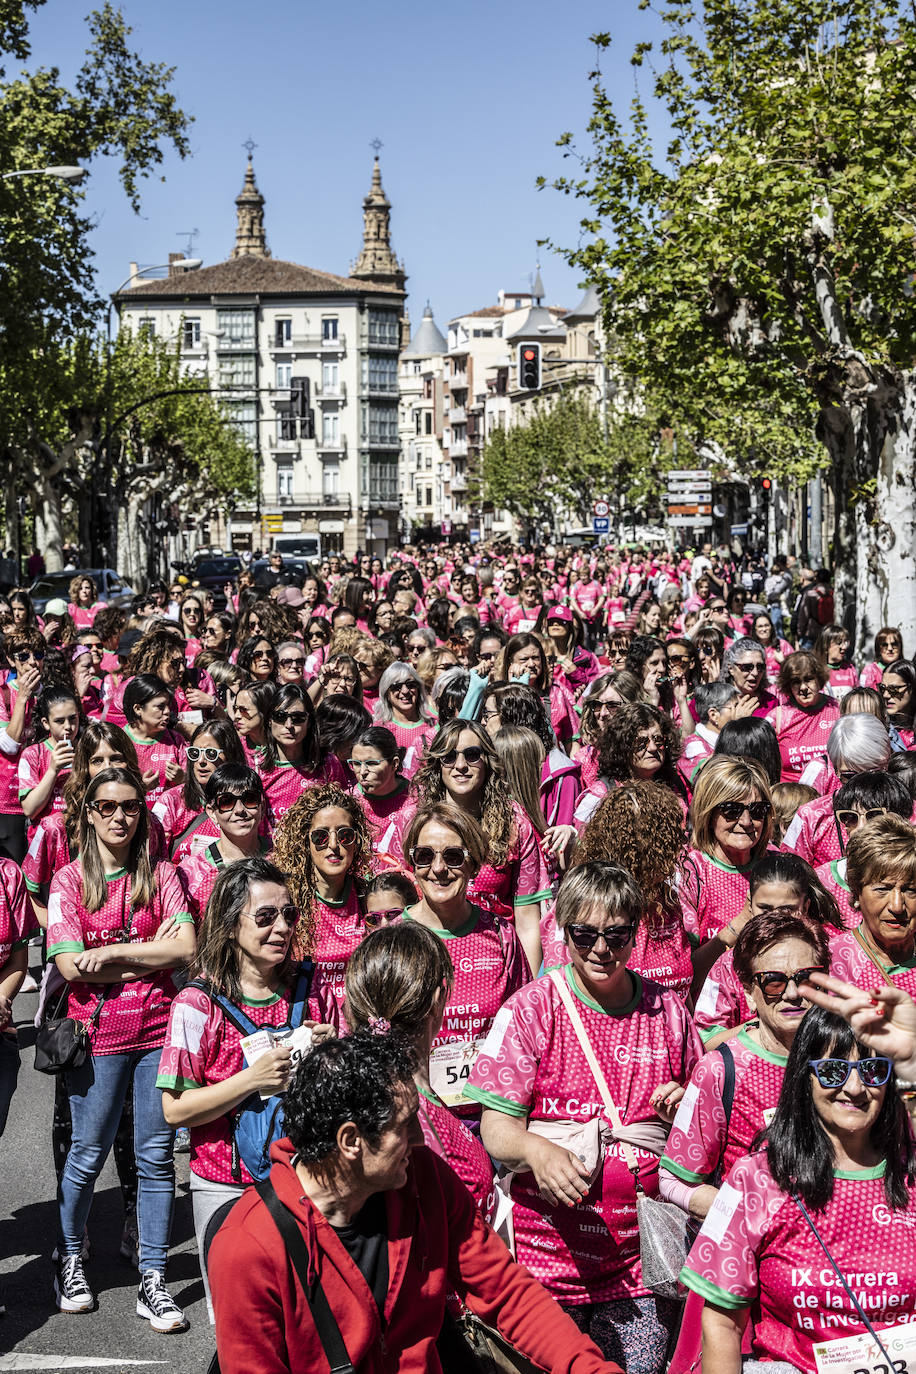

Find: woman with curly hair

[400,719,551,972]
[67,576,102,631]
[270,781,372,1009]
[573,670,644,786]
[235,634,278,684]
[235,598,298,651]
[573,701,685,828]
[569,780,693,999]
[105,628,216,733]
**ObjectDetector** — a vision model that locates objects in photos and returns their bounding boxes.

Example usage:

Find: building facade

[398,304,448,539]
[115,156,407,557]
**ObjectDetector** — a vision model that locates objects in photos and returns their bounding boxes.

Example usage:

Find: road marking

[0,1359,167,1370]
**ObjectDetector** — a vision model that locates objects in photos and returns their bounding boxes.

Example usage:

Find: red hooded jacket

[209,1136,619,1374]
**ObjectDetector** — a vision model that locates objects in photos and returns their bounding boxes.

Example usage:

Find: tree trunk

[37,475,63,572]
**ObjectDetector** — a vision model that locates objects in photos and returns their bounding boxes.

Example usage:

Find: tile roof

[115,256,403,300]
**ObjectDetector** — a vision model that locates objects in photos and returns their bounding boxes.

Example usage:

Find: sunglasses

[214,790,262,814]
[252,649,275,661]
[808,1056,893,1089]
[310,825,357,848]
[732,661,764,673]
[364,907,403,929]
[565,923,637,952]
[272,711,309,726]
[751,966,826,1000]
[12,648,44,662]
[835,808,887,830]
[441,745,485,767]
[89,798,142,819]
[881,683,908,698]
[278,658,305,670]
[187,746,224,763]
[410,845,468,872]
[245,904,299,930]
[698,644,717,656]
[717,800,771,822]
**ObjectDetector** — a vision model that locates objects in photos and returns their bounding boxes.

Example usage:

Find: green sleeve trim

[686,931,700,947]
[698,1025,723,1044]
[679,1268,751,1310]
[514,889,551,907]
[17,788,31,799]
[24,877,40,894]
[11,931,38,949]
[48,940,84,956]
[155,1073,203,1092]
[463,1085,528,1117]
[173,911,195,926]
[660,1155,709,1184]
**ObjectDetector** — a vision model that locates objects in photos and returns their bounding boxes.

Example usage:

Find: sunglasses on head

[441,745,485,767]
[187,746,224,763]
[717,800,771,822]
[836,807,886,829]
[213,790,261,814]
[410,845,468,872]
[246,904,299,930]
[272,711,309,726]
[808,1056,893,1089]
[89,798,142,819]
[310,825,357,848]
[751,966,826,1000]
[12,648,44,662]
[565,922,637,952]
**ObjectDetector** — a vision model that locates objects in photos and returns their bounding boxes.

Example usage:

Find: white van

[271,534,321,561]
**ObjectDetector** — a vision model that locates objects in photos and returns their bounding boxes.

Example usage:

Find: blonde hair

[846,814,916,897]
[771,782,818,844]
[491,725,547,837]
[689,756,773,860]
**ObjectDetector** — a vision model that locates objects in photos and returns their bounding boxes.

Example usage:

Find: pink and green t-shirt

[466,966,701,1304]
[47,858,194,1055]
[682,1153,916,1372]
[677,849,755,943]
[0,857,38,972]
[17,740,71,830]
[661,1028,787,1184]
[828,925,916,999]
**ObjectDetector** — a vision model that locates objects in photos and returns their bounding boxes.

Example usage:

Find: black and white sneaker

[54,1254,95,1313]
[136,1270,188,1333]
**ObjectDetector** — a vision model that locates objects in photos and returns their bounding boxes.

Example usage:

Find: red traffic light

[761,478,772,490]
[522,347,536,361]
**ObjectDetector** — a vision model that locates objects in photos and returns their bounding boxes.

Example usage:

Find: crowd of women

[3,547,916,1373]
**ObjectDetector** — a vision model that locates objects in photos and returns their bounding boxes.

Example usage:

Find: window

[275,318,292,344]
[367,404,398,445]
[322,317,339,341]
[322,362,339,395]
[363,354,398,392]
[423,378,433,400]
[322,412,340,446]
[182,317,201,348]
[277,463,294,501]
[276,362,292,390]
[368,459,398,501]
[367,310,399,346]
[225,400,256,445]
[414,411,422,435]
[217,309,255,348]
[323,465,340,497]
[278,412,297,442]
[514,298,522,308]
[219,354,256,389]
[138,317,156,338]
[424,413,433,435]
[425,487,433,508]
[425,452,432,470]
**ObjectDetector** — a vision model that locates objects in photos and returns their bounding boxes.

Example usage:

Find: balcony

[274,435,299,451]
[316,381,347,401]
[449,372,468,391]
[450,471,468,492]
[262,493,353,512]
[449,437,468,458]
[269,333,347,353]
[365,385,399,400]
[317,435,348,456]
[215,336,257,352]
[366,333,400,351]
[447,405,466,424]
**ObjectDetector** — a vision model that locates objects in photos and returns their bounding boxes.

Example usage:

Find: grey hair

[406,626,436,650]
[826,713,890,773]
[693,680,740,723]
[430,666,470,703]
[720,637,766,683]
[375,661,437,724]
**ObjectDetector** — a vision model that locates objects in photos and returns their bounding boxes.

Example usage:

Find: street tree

[544,0,916,649]
[0,1,192,567]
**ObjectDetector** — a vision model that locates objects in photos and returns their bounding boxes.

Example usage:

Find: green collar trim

[834,1161,886,1180]
[564,963,642,1017]
[737,1027,787,1067]
[319,875,352,909]
[404,904,480,940]
[104,867,127,882]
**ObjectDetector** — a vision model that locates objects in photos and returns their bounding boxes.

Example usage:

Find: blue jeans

[0,1032,20,1137]
[59,1046,175,1272]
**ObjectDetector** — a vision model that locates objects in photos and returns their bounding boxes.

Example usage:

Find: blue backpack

[189,963,315,1182]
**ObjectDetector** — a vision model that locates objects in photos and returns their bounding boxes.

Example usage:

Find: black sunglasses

[441,745,485,767]
[410,845,468,872]
[272,711,309,726]
[246,904,299,930]
[213,790,262,815]
[752,967,827,1000]
[566,923,636,952]
[89,798,142,819]
[12,648,44,662]
[717,800,771,822]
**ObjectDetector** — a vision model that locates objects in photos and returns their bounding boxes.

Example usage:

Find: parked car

[249,555,316,589]
[29,568,135,615]
[178,554,243,610]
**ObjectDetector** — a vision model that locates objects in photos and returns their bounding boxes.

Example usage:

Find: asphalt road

[0,953,215,1373]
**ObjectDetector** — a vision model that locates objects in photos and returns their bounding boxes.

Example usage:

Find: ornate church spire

[351,148,405,289]
[231,143,270,259]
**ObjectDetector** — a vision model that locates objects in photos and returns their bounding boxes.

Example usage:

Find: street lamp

[2,165,88,183]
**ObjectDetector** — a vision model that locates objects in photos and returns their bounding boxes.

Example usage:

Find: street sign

[667,514,713,528]
[592,499,610,518]
[469,528,480,543]
[731,523,749,536]
[592,517,610,534]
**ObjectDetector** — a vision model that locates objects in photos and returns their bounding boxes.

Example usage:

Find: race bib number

[178,710,204,725]
[429,1038,484,1109]
[813,1319,916,1374]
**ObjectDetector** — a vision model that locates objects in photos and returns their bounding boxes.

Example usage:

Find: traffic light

[760,477,772,505]
[518,342,541,390]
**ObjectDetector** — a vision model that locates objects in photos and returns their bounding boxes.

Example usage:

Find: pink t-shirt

[0,858,38,971]
[693,946,753,1037]
[155,968,335,1184]
[682,1152,916,1372]
[417,1088,494,1218]
[677,849,755,942]
[124,725,185,806]
[540,900,695,1002]
[370,717,436,778]
[352,780,412,863]
[68,602,101,629]
[17,740,71,830]
[0,683,32,814]
[311,878,369,1009]
[47,858,193,1054]
[256,753,345,825]
[781,792,842,868]
[677,727,717,794]
[662,1028,786,1185]
[829,925,916,998]
[415,905,531,1051]
[767,698,841,783]
[826,664,860,699]
[466,966,701,1303]
[816,858,856,927]
[571,580,603,620]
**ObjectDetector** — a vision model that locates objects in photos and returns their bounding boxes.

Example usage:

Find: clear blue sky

[26,0,665,328]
